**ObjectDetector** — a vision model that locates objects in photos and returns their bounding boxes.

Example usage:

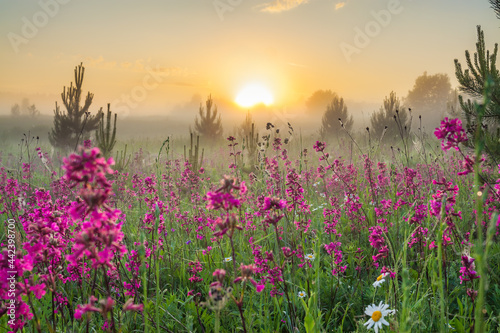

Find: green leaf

[450,317,464,333]
[456,297,463,315]
[304,310,316,333]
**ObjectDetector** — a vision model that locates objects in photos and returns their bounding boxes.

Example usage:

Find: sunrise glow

[235,84,274,108]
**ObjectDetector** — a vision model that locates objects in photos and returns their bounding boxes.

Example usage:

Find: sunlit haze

[0,0,498,128]
[235,84,274,108]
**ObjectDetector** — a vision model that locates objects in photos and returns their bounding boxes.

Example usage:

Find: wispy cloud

[335,2,346,10]
[287,62,307,68]
[83,55,117,70]
[257,0,309,13]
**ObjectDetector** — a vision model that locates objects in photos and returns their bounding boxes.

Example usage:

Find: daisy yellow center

[371,310,382,322]
[377,274,384,281]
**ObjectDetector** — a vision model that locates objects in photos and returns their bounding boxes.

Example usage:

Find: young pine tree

[454,25,500,162]
[238,110,253,139]
[49,63,102,150]
[194,95,223,142]
[370,91,410,143]
[319,94,353,139]
[490,0,500,19]
[95,104,117,158]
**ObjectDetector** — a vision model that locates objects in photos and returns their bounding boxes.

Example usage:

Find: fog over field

[0,1,500,333]
[1,0,499,143]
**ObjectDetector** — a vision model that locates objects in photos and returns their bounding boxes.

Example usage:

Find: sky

[0,0,498,121]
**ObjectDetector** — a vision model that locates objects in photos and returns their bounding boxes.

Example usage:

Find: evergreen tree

[10,104,20,116]
[49,63,101,150]
[370,91,410,143]
[238,110,253,139]
[319,94,353,139]
[446,88,462,120]
[194,95,223,142]
[95,104,117,157]
[490,0,500,19]
[454,25,500,162]
[26,104,40,117]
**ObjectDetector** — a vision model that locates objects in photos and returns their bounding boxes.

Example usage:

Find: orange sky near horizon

[0,0,498,118]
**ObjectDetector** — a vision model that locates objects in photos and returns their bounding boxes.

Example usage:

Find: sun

[235,84,274,108]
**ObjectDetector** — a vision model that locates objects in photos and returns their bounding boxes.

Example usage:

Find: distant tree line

[11,98,40,117]
[306,70,460,143]
[43,5,498,163]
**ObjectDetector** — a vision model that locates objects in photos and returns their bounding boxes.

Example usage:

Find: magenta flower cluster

[434,117,468,151]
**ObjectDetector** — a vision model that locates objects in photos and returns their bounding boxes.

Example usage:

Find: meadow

[1,116,499,333]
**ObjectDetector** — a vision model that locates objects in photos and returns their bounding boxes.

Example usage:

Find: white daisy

[372,273,389,288]
[363,301,393,333]
[305,253,315,261]
[297,291,306,298]
[224,257,232,262]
